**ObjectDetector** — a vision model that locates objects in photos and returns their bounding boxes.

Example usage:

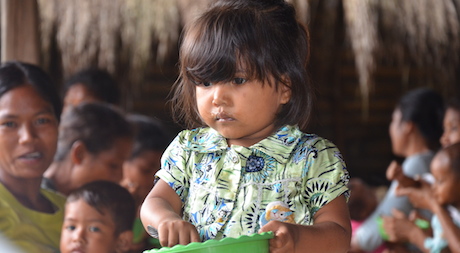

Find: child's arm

[259,194,351,253]
[398,185,460,253]
[140,179,200,247]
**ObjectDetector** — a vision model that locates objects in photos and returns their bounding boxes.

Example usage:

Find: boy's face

[61,199,120,253]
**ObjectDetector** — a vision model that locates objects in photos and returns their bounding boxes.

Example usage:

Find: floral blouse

[156,125,350,240]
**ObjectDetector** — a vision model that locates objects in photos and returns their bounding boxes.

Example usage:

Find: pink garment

[351,220,386,253]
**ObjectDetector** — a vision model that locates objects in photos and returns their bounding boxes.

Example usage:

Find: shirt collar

[184,125,302,164]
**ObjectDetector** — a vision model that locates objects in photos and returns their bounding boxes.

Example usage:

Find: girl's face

[196,71,291,147]
[389,108,409,156]
[431,151,460,208]
[0,85,58,182]
[61,199,119,253]
[440,108,460,148]
[121,150,162,208]
[70,137,133,193]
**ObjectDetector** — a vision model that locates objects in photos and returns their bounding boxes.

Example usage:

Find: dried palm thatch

[37,0,460,110]
[343,0,460,112]
[38,0,180,95]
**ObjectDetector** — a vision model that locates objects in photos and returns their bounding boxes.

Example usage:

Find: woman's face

[389,108,408,156]
[440,108,460,148]
[0,85,58,182]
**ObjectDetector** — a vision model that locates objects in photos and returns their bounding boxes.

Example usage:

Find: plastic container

[143,232,274,253]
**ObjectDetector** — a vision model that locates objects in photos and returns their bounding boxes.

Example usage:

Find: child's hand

[395,180,436,211]
[382,209,415,242]
[259,220,298,253]
[157,219,201,247]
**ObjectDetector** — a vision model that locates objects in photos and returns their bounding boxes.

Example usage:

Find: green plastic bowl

[144,232,274,253]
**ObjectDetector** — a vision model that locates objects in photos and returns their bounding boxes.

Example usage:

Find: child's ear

[70,140,87,165]
[115,230,133,253]
[279,76,292,104]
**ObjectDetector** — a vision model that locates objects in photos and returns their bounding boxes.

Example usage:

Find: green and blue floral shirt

[156,125,349,240]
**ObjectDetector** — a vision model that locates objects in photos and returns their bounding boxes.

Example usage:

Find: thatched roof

[37,0,460,109]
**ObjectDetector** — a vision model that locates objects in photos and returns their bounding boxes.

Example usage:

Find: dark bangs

[181,7,269,85]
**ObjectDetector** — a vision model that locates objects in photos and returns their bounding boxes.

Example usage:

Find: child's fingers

[390,208,406,219]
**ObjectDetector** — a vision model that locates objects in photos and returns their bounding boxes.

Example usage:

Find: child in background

[60,180,136,253]
[383,143,460,253]
[440,98,460,148]
[121,114,173,252]
[0,61,64,253]
[43,102,133,196]
[140,1,351,252]
[350,88,444,253]
[62,68,121,111]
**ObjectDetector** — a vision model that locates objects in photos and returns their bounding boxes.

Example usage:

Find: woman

[0,61,64,253]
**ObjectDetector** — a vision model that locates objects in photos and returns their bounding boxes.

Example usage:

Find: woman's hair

[66,180,136,235]
[0,61,62,120]
[54,102,133,161]
[446,97,460,113]
[126,114,173,159]
[170,0,314,130]
[397,87,444,150]
[64,68,120,105]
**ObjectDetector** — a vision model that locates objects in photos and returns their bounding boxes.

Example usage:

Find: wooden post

[1,0,41,64]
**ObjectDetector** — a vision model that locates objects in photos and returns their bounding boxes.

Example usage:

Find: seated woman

[43,102,133,196]
[0,61,64,252]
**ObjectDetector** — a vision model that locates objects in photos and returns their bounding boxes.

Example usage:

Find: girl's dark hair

[126,114,173,159]
[171,0,313,130]
[0,61,62,120]
[397,87,444,150]
[64,68,120,105]
[54,102,133,161]
[66,180,136,235]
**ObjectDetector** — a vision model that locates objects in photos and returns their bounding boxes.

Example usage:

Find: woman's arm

[260,194,351,253]
[140,179,200,247]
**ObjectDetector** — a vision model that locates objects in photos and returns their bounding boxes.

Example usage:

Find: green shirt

[0,182,65,253]
[157,125,349,240]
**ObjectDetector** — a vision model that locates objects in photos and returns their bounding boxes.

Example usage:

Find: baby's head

[431,142,460,208]
[172,0,314,131]
[60,180,136,253]
[440,98,460,147]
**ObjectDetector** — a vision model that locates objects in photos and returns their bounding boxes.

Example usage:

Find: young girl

[383,143,460,253]
[0,61,64,252]
[140,1,351,252]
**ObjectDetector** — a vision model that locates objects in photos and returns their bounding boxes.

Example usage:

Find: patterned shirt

[156,125,349,240]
